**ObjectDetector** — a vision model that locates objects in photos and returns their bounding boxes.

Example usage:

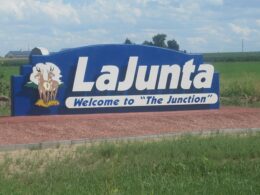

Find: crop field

[0,132,260,194]
[203,51,260,62]
[0,58,26,95]
[0,59,27,115]
[214,61,260,106]
[204,51,260,108]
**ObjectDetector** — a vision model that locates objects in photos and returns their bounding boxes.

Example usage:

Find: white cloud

[229,23,253,37]
[0,0,26,19]
[0,0,80,24]
[39,1,80,24]
[196,25,232,43]
[187,37,207,45]
[136,0,171,6]
[79,0,143,24]
[207,0,223,6]
[0,0,260,55]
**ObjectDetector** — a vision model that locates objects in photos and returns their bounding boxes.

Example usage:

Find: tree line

[124,34,180,51]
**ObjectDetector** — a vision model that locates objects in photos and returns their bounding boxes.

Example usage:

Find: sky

[0,0,260,56]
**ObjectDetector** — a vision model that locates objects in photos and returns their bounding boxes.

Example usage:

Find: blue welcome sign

[11,44,219,116]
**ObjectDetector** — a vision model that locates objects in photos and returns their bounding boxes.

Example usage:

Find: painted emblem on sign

[26,62,63,107]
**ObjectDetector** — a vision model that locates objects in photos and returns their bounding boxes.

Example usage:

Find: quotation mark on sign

[141,96,146,100]
[208,94,213,98]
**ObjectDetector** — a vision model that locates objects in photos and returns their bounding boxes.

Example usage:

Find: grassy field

[0,58,26,95]
[0,132,260,194]
[203,51,260,62]
[214,61,260,106]
[0,59,27,115]
[0,61,21,95]
[0,56,260,115]
[204,51,260,106]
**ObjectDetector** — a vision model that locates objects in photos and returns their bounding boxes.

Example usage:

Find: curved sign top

[11,44,219,116]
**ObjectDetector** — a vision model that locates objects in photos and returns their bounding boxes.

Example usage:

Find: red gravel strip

[0,107,260,145]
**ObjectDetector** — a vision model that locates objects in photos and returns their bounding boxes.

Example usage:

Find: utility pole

[242,39,244,52]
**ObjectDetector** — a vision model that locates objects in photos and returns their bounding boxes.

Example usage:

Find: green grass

[0,58,28,66]
[0,65,20,96]
[214,61,260,79]
[0,59,23,96]
[0,105,10,115]
[0,59,22,115]
[0,132,260,194]
[204,51,260,62]
[214,61,260,106]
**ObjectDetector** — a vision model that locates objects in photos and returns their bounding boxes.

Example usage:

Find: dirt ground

[0,107,260,145]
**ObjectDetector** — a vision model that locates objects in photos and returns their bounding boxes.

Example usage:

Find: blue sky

[0,0,260,56]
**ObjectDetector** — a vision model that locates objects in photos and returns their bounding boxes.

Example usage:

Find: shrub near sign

[11,44,219,116]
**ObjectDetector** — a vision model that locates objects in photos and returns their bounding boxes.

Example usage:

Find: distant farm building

[5,50,31,58]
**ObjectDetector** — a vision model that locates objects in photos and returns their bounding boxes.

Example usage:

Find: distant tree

[142,40,154,46]
[167,39,179,51]
[124,38,133,44]
[152,34,167,48]
[142,33,182,51]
